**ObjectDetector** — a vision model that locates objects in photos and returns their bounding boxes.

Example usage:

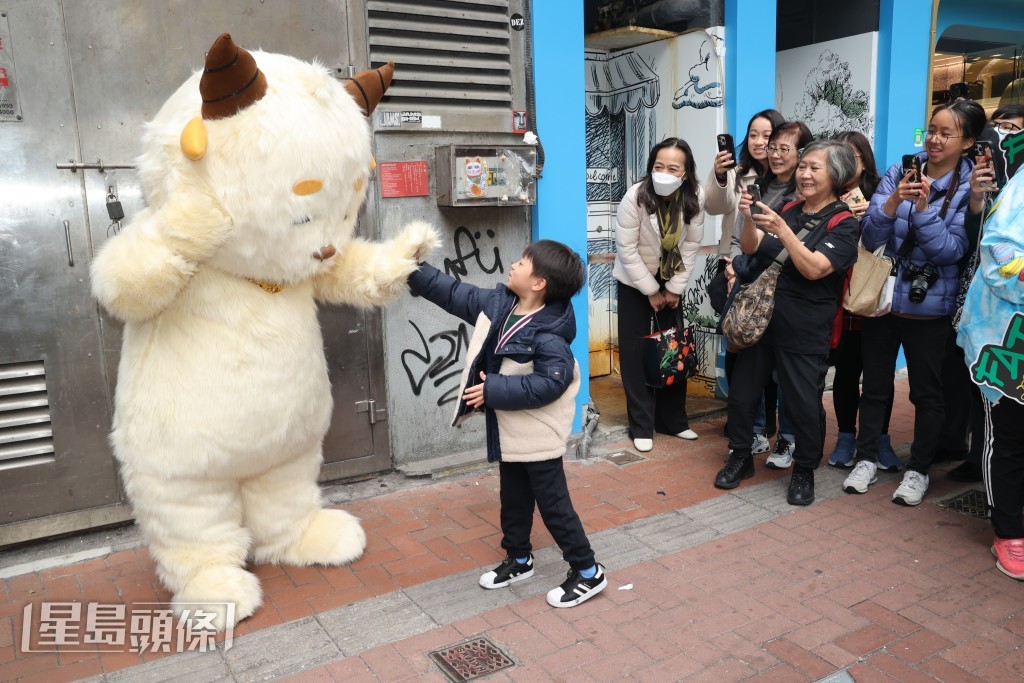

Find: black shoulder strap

[773,200,844,266]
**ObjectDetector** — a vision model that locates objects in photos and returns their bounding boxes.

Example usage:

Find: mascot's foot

[269,508,367,567]
[172,565,262,632]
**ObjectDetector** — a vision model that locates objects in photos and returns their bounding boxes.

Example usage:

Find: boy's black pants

[499,458,595,570]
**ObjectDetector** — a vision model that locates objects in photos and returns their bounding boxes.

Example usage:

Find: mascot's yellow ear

[180,117,208,161]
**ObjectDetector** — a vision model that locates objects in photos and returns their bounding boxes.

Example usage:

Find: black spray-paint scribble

[401,320,471,407]
[444,226,503,281]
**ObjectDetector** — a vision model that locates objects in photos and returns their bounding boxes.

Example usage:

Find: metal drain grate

[429,637,515,682]
[938,489,989,519]
[606,450,647,466]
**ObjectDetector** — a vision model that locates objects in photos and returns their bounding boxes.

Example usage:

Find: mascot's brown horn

[200,33,268,120]
[344,62,395,116]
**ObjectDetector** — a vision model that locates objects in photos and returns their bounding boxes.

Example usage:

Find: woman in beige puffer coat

[612,137,706,453]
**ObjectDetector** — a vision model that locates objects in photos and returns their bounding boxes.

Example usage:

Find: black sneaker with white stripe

[545,564,607,608]
[479,554,534,589]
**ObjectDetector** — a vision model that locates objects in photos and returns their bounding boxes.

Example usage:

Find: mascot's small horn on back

[90,31,437,631]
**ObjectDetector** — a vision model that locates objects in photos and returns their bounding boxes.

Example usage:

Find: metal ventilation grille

[367,0,513,111]
[0,360,55,471]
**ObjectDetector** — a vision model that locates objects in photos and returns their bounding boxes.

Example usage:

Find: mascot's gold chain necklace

[246,278,284,294]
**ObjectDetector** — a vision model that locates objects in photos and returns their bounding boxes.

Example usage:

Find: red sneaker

[992,537,1024,580]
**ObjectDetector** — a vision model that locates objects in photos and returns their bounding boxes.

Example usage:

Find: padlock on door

[106,193,125,222]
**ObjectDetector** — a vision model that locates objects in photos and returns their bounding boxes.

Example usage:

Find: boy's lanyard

[496,305,544,350]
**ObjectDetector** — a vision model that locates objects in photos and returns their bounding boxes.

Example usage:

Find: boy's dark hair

[523,240,585,303]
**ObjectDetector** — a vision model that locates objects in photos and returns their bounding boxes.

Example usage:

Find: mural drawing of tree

[793,50,873,140]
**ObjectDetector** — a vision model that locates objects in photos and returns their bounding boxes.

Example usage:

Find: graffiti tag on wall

[401,320,470,407]
[402,226,504,406]
[444,226,503,280]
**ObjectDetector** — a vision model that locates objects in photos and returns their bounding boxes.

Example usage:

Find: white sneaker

[765,437,794,469]
[751,433,770,454]
[892,470,929,506]
[676,429,698,440]
[843,460,878,494]
[633,438,653,452]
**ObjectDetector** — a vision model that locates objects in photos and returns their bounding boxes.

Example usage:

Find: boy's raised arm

[407,261,492,324]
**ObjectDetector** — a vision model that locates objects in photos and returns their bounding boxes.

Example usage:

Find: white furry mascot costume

[90,33,437,629]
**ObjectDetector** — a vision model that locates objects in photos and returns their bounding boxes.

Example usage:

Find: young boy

[407,239,607,607]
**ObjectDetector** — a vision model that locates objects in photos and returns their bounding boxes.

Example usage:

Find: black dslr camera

[902,262,938,304]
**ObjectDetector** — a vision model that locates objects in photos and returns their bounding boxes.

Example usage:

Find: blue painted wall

[725,0,778,138]
[875,0,935,172]
[530,1,589,430]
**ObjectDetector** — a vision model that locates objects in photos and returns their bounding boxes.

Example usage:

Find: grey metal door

[1,0,391,542]
[0,0,121,527]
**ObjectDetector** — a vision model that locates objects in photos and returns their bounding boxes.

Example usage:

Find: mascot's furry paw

[288,508,367,566]
[315,222,439,307]
[172,565,263,632]
[400,220,441,262]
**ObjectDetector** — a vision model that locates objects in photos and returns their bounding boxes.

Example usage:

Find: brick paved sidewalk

[2,379,1021,682]
[292,476,1021,683]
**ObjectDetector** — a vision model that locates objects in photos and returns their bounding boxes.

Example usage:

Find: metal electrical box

[435,144,538,207]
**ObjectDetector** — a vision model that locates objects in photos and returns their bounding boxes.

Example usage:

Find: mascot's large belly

[112,269,332,479]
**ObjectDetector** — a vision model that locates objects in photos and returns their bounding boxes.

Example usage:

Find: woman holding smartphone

[613,138,706,453]
[726,121,814,468]
[826,131,901,472]
[705,110,786,449]
[715,140,860,505]
[705,109,786,259]
[842,101,985,505]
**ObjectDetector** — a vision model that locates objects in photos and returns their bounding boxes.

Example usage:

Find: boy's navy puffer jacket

[408,263,577,462]
[861,152,973,317]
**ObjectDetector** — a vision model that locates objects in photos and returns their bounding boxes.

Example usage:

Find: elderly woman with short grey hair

[714,139,860,506]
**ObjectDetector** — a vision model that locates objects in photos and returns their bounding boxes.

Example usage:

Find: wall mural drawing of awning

[585,50,660,116]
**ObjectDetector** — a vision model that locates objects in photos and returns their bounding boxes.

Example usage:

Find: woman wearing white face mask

[612,138,706,452]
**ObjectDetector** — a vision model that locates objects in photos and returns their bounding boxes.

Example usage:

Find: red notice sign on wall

[378,161,429,198]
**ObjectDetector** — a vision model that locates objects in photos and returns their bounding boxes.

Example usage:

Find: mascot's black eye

[293,216,312,225]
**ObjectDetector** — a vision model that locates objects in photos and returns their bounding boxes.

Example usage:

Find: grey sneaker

[765,437,794,469]
[751,433,771,454]
[892,471,929,506]
[843,460,878,494]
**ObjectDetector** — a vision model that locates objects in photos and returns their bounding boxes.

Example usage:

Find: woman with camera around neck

[714,140,859,506]
[612,138,706,453]
[842,101,985,506]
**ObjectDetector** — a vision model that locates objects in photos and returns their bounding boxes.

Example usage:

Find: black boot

[715,451,754,489]
[787,465,815,506]
[947,460,983,482]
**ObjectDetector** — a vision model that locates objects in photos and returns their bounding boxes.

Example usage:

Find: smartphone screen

[717,134,735,164]
[973,141,995,190]
[748,183,763,216]
[901,155,920,183]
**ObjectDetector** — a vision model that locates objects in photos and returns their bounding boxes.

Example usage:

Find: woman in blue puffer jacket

[843,100,986,507]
